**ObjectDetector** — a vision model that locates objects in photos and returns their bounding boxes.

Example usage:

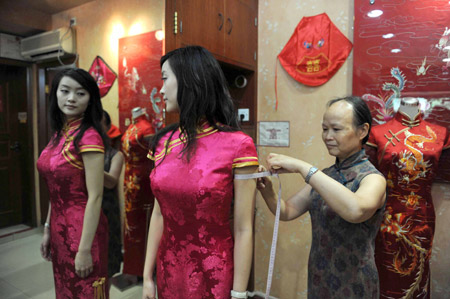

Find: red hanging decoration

[88,56,117,98]
[276,13,352,109]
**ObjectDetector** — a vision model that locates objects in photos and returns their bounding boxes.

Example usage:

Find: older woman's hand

[256,165,272,190]
[266,153,301,174]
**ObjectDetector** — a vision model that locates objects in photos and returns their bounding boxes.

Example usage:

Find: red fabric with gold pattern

[366,112,450,299]
[278,13,352,87]
[37,118,109,298]
[121,115,155,276]
[89,56,117,98]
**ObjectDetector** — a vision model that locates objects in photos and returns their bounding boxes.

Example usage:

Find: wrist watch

[231,290,248,299]
[305,166,318,184]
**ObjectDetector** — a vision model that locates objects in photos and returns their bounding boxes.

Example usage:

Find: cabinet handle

[218,13,224,31]
[173,11,178,34]
[227,17,233,35]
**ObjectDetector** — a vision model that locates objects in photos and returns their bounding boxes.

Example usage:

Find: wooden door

[0,64,33,228]
[178,0,225,57]
[224,0,257,69]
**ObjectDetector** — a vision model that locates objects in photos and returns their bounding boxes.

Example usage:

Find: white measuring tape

[234,171,281,299]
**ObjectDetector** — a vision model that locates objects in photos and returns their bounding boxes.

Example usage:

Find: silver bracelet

[305,166,318,184]
[44,222,50,229]
[231,290,248,299]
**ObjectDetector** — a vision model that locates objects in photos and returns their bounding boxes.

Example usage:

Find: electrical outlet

[70,17,77,26]
[238,108,249,122]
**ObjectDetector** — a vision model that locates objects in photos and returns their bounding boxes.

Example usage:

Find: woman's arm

[40,203,52,261]
[104,151,124,189]
[267,153,386,223]
[232,165,258,297]
[257,166,312,221]
[75,151,104,278]
[142,200,163,299]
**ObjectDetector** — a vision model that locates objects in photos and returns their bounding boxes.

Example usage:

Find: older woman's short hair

[327,96,372,144]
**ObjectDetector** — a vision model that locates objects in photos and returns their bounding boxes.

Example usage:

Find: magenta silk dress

[37,118,109,299]
[148,122,259,299]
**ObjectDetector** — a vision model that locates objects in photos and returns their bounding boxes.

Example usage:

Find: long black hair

[327,96,372,144]
[151,46,240,162]
[49,68,108,151]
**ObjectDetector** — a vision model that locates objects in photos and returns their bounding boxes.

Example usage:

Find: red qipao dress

[121,115,155,276]
[366,112,450,299]
[148,122,259,299]
[37,118,109,299]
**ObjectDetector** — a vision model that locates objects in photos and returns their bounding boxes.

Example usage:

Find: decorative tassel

[92,277,106,299]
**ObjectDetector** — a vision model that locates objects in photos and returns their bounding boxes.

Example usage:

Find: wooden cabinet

[166,0,257,70]
[164,0,258,140]
[223,0,257,69]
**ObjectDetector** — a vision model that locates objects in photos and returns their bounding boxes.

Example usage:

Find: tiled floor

[0,232,143,299]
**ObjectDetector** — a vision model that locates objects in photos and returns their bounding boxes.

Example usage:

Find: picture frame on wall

[258,121,290,147]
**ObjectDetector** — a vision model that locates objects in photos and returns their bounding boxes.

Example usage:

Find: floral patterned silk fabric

[148,122,258,299]
[121,115,155,276]
[366,112,450,299]
[308,149,384,299]
[37,118,109,298]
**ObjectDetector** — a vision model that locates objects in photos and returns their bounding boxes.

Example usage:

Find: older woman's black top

[307,149,385,299]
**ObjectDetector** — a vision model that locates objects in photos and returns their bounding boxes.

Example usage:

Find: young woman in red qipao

[143,46,259,299]
[38,68,109,298]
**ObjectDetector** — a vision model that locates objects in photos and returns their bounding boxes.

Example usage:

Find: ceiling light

[391,49,401,53]
[367,10,383,18]
[383,33,394,39]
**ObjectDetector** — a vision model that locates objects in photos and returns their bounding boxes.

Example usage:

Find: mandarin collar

[394,110,422,128]
[63,117,82,132]
[177,119,217,134]
[334,149,367,170]
[132,114,148,124]
[197,119,213,132]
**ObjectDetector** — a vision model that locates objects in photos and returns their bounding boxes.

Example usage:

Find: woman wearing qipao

[142,46,259,299]
[38,68,109,298]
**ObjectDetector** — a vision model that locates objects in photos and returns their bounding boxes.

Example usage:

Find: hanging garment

[366,111,450,299]
[121,115,155,276]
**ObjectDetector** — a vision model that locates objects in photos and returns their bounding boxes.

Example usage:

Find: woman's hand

[266,153,301,174]
[40,229,51,261]
[142,278,157,299]
[75,250,93,278]
[256,165,273,191]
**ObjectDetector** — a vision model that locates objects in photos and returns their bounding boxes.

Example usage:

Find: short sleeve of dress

[79,128,105,153]
[232,136,259,169]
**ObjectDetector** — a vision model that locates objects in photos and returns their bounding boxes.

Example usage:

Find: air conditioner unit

[21,27,76,61]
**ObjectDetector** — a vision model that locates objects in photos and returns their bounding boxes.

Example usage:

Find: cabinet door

[224,0,257,69]
[178,0,225,57]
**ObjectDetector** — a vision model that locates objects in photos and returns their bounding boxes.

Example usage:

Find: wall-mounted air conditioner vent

[20,27,76,61]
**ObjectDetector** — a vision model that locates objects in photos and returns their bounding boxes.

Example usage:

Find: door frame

[0,57,36,227]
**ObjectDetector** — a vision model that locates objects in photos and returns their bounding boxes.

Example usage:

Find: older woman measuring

[257,96,386,298]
